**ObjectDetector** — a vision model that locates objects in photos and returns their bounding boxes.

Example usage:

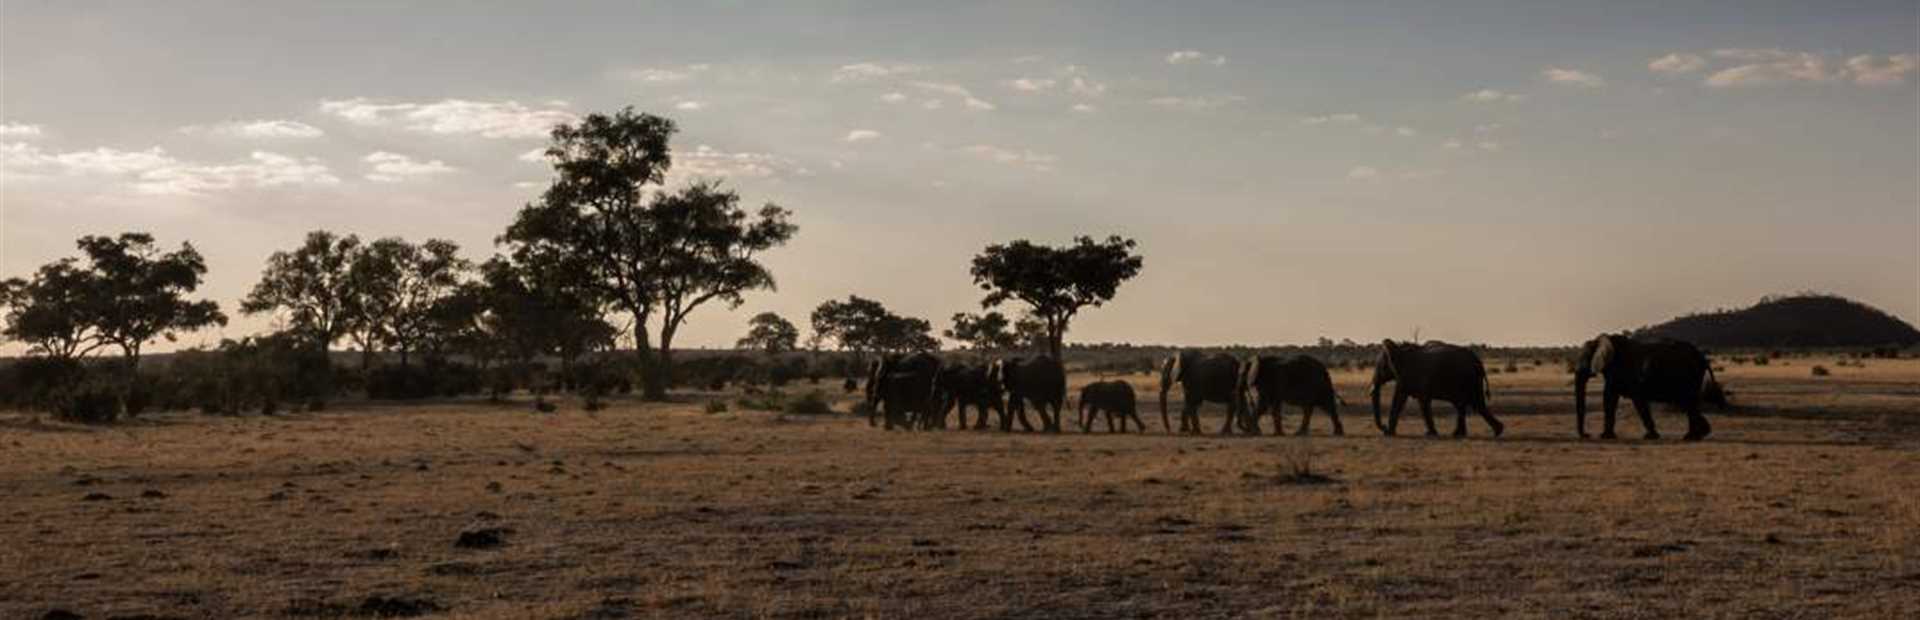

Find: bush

[784,389,835,415]
[1810,365,1830,377]
[704,400,729,414]
[52,379,123,424]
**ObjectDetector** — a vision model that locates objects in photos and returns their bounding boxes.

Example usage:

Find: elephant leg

[1633,398,1660,440]
[1451,402,1471,438]
[1184,399,1203,435]
[1600,391,1620,439]
[1106,410,1118,433]
[1418,397,1439,437]
[1129,411,1146,432]
[1386,390,1410,436]
[1014,399,1036,432]
[1295,404,1314,436]
[1476,400,1504,438]
[1218,399,1239,435]
[1683,402,1711,441]
[1327,399,1346,436]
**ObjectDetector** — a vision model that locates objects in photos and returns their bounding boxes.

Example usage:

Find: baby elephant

[1078,380,1146,433]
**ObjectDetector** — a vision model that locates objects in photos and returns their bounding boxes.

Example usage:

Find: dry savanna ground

[3,356,1917,618]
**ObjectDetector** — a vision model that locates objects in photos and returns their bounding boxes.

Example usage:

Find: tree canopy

[737,312,801,354]
[241,230,364,354]
[1,233,225,362]
[811,295,938,357]
[500,107,797,399]
[969,235,1143,359]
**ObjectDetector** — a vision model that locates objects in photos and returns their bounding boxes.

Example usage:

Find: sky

[2,1,1916,351]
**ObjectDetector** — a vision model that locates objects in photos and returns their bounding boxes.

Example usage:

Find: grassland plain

[2,357,1916,618]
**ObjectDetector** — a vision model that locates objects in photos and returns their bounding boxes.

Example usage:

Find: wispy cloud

[1648,53,1707,75]
[1705,49,1837,87]
[1166,50,1227,66]
[1148,94,1246,110]
[674,101,705,111]
[3,142,338,194]
[1301,112,1362,125]
[363,151,456,182]
[183,119,326,139]
[912,81,995,110]
[1006,77,1057,92]
[832,62,923,83]
[844,129,882,142]
[1846,53,1919,86]
[879,92,908,103]
[673,144,808,180]
[319,98,576,139]
[1542,67,1605,88]
[1071,103,1097,113]
[1,123,46,138]
[517,148,547,163]
[1461,89,1525,103]
[964,144,1057,171]
[625,64,711,83]
[1345,165,1380,181]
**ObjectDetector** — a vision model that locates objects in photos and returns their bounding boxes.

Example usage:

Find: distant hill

[1636,294,1920,348]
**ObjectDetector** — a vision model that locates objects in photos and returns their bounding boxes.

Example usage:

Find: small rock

[454,527,510,549]
[140,490,168,499]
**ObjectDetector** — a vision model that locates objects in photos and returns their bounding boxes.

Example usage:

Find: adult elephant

[935,363,1004,430]
[1369,340,1504,438]
[989,356,1066,432]
[1077,380,1146,433]
[1241,355,1344,436]
[1573,334,1723,441]
[865,352,943,431]
[1159,351,1252,435]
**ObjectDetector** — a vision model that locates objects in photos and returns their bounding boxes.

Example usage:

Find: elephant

[989,356,1066,432]
[1574,334,1723,441]
[1369,339,1504,438]
[1159,351,1253,435]
[1077,380,1146,433]
[1240,355,1344,436]
[864,352,943,430]
[935,363,1005,430]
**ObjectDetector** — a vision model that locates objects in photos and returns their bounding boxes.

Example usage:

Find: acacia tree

[1,259,107,359]
[811,295,937,358]
[351,237,471,367]
[737,312,800,353]
[75,234,227,366]
[969,235,1143,360]
[946,311,1017,351]
[241,230,363,356]
[501,108,797,400]
[0,233,225,365]
[475,256,617,389]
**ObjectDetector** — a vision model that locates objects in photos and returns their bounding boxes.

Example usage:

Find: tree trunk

[633,318,667,401]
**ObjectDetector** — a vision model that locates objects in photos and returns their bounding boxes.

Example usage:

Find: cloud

[1345,166,1380,181]
[318,98,576,139]
[363,151,456,182]
[1477,141,1502,151]
[1649,53,1707,74]
[0,123,45,138]
[626,64,710,83]
[911,81,995,110]
[1071,103,1097,113]
[1301,112,1362,125]
[1542,67,1605,88]
[963,144,1057,171]
[844,129,881,142]
[879,92,908,103]
[1006,77,1057,91]
[1148,94,1246,110]
[1166,50,1228,66]
[921,99,944,110]
[1704,49,1838,86]
[1067,76,1108,97]
[672,144,806,180]
[674,101,705,111]
[184,119,326,139]
[1461,89,1525,103]
[2,142,338,194]
[517,148,547,163]
[832,62,923,82]
[1442,139,1463,149]
[1846,53,1919,86]
[1395,126,1418,137]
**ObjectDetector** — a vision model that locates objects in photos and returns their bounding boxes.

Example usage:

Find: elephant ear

[1169,354,1183,382]
[1378,342,1399,379]
[1243,356,1262,389]
[1593,337,1617,374]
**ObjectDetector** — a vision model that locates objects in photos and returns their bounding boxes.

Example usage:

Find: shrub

[784,389,835,415]
[704,400,729,414]
[1752,355,1770,366]
[1810,365,1830,377]
[52,379,123,424]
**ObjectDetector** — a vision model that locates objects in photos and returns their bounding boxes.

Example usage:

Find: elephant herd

[858,334,1727,441]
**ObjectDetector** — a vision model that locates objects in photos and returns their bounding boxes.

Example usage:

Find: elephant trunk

[1158,357,1176,433]
[1574,371,1591,437]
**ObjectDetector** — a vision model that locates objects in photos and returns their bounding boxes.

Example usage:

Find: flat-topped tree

[501,108,797,400]
[1,233,226,364]
[969,235,1143,361]
[738,312,800,354]
[811,295,938,359]
[242,231,363,356]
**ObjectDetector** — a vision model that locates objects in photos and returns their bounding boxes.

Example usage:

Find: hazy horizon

[4,1,1916,352]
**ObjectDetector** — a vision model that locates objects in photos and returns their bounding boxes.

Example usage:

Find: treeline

[1,107,1153,423]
